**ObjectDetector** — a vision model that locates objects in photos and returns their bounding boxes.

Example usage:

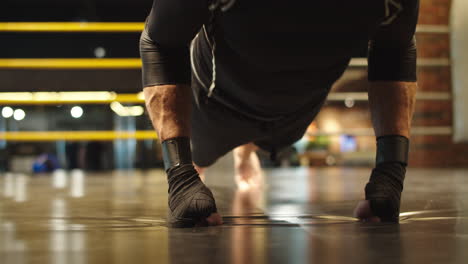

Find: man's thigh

[191,92,264,167]
[191,95,326,166]
[254,100,325,154]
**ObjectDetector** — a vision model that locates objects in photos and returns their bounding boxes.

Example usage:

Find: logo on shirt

[382,0,403,25]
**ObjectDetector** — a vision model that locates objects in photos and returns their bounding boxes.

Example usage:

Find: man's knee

[194,164,207,175]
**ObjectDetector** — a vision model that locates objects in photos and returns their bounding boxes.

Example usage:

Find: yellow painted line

[0,92,145,105]
[1,57,450,69]
[115,93,145,103]
[0,58,141,69]
[0,131,157,141]
[0,22,144,32]
[0,22,443,34]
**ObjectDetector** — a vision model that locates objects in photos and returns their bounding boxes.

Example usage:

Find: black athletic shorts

[190,79,328,167]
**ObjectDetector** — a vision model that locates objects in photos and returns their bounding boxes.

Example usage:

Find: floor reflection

[2,173,28,203]
[231,187,267,264]
[0,167,467,264]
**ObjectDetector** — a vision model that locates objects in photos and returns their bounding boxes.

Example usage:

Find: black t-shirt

[140,0,418,120]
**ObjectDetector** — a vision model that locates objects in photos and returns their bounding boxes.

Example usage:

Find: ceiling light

[13,109,26,121]
[70,106,83,118]
[2,106,14,118]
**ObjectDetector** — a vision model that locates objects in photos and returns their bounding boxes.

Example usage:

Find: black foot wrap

[365,136,409,222]
[365,163,406,222]
[167,164,218,228]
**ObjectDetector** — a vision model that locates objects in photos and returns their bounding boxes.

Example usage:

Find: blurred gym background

[0,0,467,174]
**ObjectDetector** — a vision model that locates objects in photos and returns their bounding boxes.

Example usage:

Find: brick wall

[419,0,451,25]
[411,0,468,167]
[321,0,468,167]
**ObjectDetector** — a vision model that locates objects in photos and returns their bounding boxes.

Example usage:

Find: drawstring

[205,0,221,98]
[207,42,217,97]
[205,1,236,97]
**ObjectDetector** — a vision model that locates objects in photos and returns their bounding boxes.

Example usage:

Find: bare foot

[353,200,381,223]
[234,151,263,191]
[232,186,263,215]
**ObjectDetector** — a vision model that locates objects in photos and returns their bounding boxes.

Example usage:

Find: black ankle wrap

[162,137,193,172]
[162,137,218,227]
[376,135,409,165]
[365,135,409,222]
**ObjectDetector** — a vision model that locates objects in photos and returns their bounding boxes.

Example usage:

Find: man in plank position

[140,0,419,227]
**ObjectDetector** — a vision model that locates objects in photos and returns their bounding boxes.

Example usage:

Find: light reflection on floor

[1,160,468,264]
